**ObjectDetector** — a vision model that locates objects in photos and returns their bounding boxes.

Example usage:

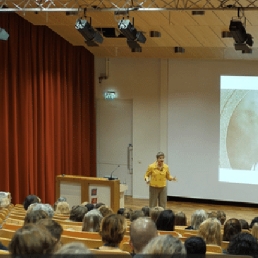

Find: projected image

[220,76,258,184]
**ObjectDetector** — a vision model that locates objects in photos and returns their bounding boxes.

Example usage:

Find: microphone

[108,165,120,180]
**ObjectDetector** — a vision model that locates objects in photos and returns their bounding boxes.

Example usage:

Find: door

[96,99,133,195]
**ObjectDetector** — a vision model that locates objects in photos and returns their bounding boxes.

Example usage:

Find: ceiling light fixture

[118,19,146,50]
[75,18,103,47]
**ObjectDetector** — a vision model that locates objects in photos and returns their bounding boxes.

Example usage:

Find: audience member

[149,206,164,223]
[98,205,113,217]
[184,236,206,257]
[252,222,258,239]
[130,210,145,222]
[85,203,95,212]
[187,209,207,230]
[55,201,70,215]
[23,194,41,210]
[55,242,91,255]
[82,209,103,232]
[54,196,67,211]
[30,203,54,218]
[141,206,150,217]
[227,232,258,257]
[130,217,158,254]
[239,219,249,230]
[250,217,258,229]
[95,202,105,209]
[223,218,242,241]
[98,214,127,250]
[123,207,133,219]
[9,224,58,255]
[155,209,175,231]
[175,211,187,226]
[142,234,186,255]
[69,205,88,222]
[207,211,217,218]
[198,217,221,246]
[217,210,226,225]
[117,208,125,215]
[24,209,49,224]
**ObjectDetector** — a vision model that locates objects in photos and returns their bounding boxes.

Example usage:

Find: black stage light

[75,18,103,46]
[229,20,247,44]
[118,19,146,44]
[0,28,9,40]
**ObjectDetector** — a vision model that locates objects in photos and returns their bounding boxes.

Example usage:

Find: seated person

[251,222,258,239]
[130,210,145,222]
[69,205,88,222]
[23,194,41,210]
[24,209,48,224]
[149,206,164,223]
[55,201,70,215]
[186,209,207,230]
[217,210,226,225]
[98,213,127,251]
[175,211,187,226]
[155,209,175,231]
[82,209,103,232]
[239,219,249,230]
[141,206,150,217]
[28,203,54,218]
[184,236,206,258]
[98,205,113,218]
[227,232,258,256]
[223,218,242,241]
[9,224,58,255]
[141,235,186,255]
[198,217,221,246]
[55,242,91,254]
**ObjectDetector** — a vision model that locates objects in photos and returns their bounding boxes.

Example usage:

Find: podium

[56,175,127,212]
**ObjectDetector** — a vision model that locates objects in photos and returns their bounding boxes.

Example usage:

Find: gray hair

[191,209,208,230]
[31,203,54,218]
[142,235,186,255]
[55,242,92,254]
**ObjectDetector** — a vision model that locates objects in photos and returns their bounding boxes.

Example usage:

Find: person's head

[184,236,206,257]
[175,211,187,226]
[142,234,186,255]
[217,210,226,225]
[130,210,145,222]
[95,202,105,209]
[141,206,150,217]
[69,205,88,222]
[23,195,41,210]
[155,209,175,231]
[30,203,54,218]
[55,201,70,215]
[98,205,113,217]
[85,203,94,212]
[150,206,164,223]
[207,211,217,219]
[37,218,63,241]
[82,209,103,232]
[227,232,258,256]
[9,224,58,255]
[55,242,91,255]
[117,208,125,215]
[239,219,249,230]
[156,152,165,165]
[191,209,208,230]
[252,222,258,239]
[198,217,221,246]
[250,217,258,229]
[24,209,48,224]
[130,217,158,254]
[123,207,133,219]
[99,213,127,246]
[223,218,242,241]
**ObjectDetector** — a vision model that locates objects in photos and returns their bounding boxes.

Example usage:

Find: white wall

[95,57,258,203]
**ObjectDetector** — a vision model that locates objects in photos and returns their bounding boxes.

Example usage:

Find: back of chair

[2,223,21,231]
[0,229,15,239]
[62,230,101,239]
[221,241,229,251]
[206,244,222,253]
[0,237,11,248]
[158,230,180,237]
[121,242,133,253]
[90,248,131,258]
[61,235,103,249]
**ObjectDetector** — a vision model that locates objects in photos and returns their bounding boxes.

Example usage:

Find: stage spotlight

[229,20,253,46]
[0,28,9,40]
[75,18,103,46]
[118,19,146,47]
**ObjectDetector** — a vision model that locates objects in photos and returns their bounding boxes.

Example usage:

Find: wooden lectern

[56,175,127,212]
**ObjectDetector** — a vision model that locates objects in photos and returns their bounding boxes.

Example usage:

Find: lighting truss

[3,0,258,12]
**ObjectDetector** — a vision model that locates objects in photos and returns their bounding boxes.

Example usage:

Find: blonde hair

[252,222,258,239]
[198,218,221,246]
[55,201,70,215]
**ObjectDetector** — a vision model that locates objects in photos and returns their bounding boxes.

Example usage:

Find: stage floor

[124,196,258,225]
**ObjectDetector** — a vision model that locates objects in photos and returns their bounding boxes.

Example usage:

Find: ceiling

[3,0,258,60]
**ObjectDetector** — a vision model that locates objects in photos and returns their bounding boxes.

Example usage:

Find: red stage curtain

[0,13,96,205]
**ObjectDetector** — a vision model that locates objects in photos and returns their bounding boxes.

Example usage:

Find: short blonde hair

[55,201,70,215]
